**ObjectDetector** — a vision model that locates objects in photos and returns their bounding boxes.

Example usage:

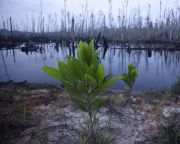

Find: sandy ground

[0,81,179,144]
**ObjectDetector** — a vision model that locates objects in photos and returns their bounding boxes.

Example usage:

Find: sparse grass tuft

[170,76,180,97]
[77,132,112,144]
[154,114,180,144]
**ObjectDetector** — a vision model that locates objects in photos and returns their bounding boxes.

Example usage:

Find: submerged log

[102,36,108,58]
[21,42,39,55]
[94,32,101,50]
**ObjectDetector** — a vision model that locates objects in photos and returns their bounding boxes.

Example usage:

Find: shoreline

[0,80,179,144]
[0,80,172,93]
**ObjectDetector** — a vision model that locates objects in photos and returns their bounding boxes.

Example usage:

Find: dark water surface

[0,43,180,90]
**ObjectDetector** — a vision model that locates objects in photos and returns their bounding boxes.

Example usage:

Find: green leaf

[87,65,98,76]
[89,39,94,51]
[58,61,66,70]
[58,61,75,83]
[70,96,87,112]
[42,40,125,114]
[96,64,105,86]
[77,84,89,95]
[42,66,61,79]
[67,56,84,81]
[121,64,138,89]
[101,76,123,89]
[65,87,80,97]
[85,74,97,89]
[77,41,91,65]
[93,98,107,110]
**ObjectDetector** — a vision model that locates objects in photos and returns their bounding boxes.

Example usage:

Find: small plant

[42,40,123,143]
[121,64,138,91]
[77,131,112,144]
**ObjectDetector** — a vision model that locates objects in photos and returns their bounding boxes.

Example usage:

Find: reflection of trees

[1,50,10,80]
[101,45,180,76]
[2,42,180,81]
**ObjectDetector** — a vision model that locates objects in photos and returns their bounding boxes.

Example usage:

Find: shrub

[121,64,138,91]
[42,40,123,143]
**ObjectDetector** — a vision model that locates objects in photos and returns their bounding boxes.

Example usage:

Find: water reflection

[0,43,180,90]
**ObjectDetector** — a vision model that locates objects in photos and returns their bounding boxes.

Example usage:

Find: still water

[0,43,180,90]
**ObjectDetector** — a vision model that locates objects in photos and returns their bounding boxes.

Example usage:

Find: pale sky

[0,0,179,29]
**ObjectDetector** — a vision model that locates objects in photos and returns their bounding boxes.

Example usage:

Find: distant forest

[0,0,180,44]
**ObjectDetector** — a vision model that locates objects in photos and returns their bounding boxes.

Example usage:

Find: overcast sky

[0,0,179,25]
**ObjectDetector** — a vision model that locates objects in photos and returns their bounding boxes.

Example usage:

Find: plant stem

[86,93,96,144]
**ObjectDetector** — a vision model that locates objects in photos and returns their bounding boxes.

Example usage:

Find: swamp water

[0,43,180,90]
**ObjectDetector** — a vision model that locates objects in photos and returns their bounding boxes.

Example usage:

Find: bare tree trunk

[9,17,13,40]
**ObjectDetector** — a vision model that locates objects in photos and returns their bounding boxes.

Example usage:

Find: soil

[0,81,67,143]
[0,81,179,144]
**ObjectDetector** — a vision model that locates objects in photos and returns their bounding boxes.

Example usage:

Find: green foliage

[43,40,123,143]
[121,64,138,90]
[42,40,140,143]
[42,40,122,112]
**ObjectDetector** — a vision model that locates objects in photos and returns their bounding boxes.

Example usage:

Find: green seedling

[42,40,123,143]
[121,64,138,91]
